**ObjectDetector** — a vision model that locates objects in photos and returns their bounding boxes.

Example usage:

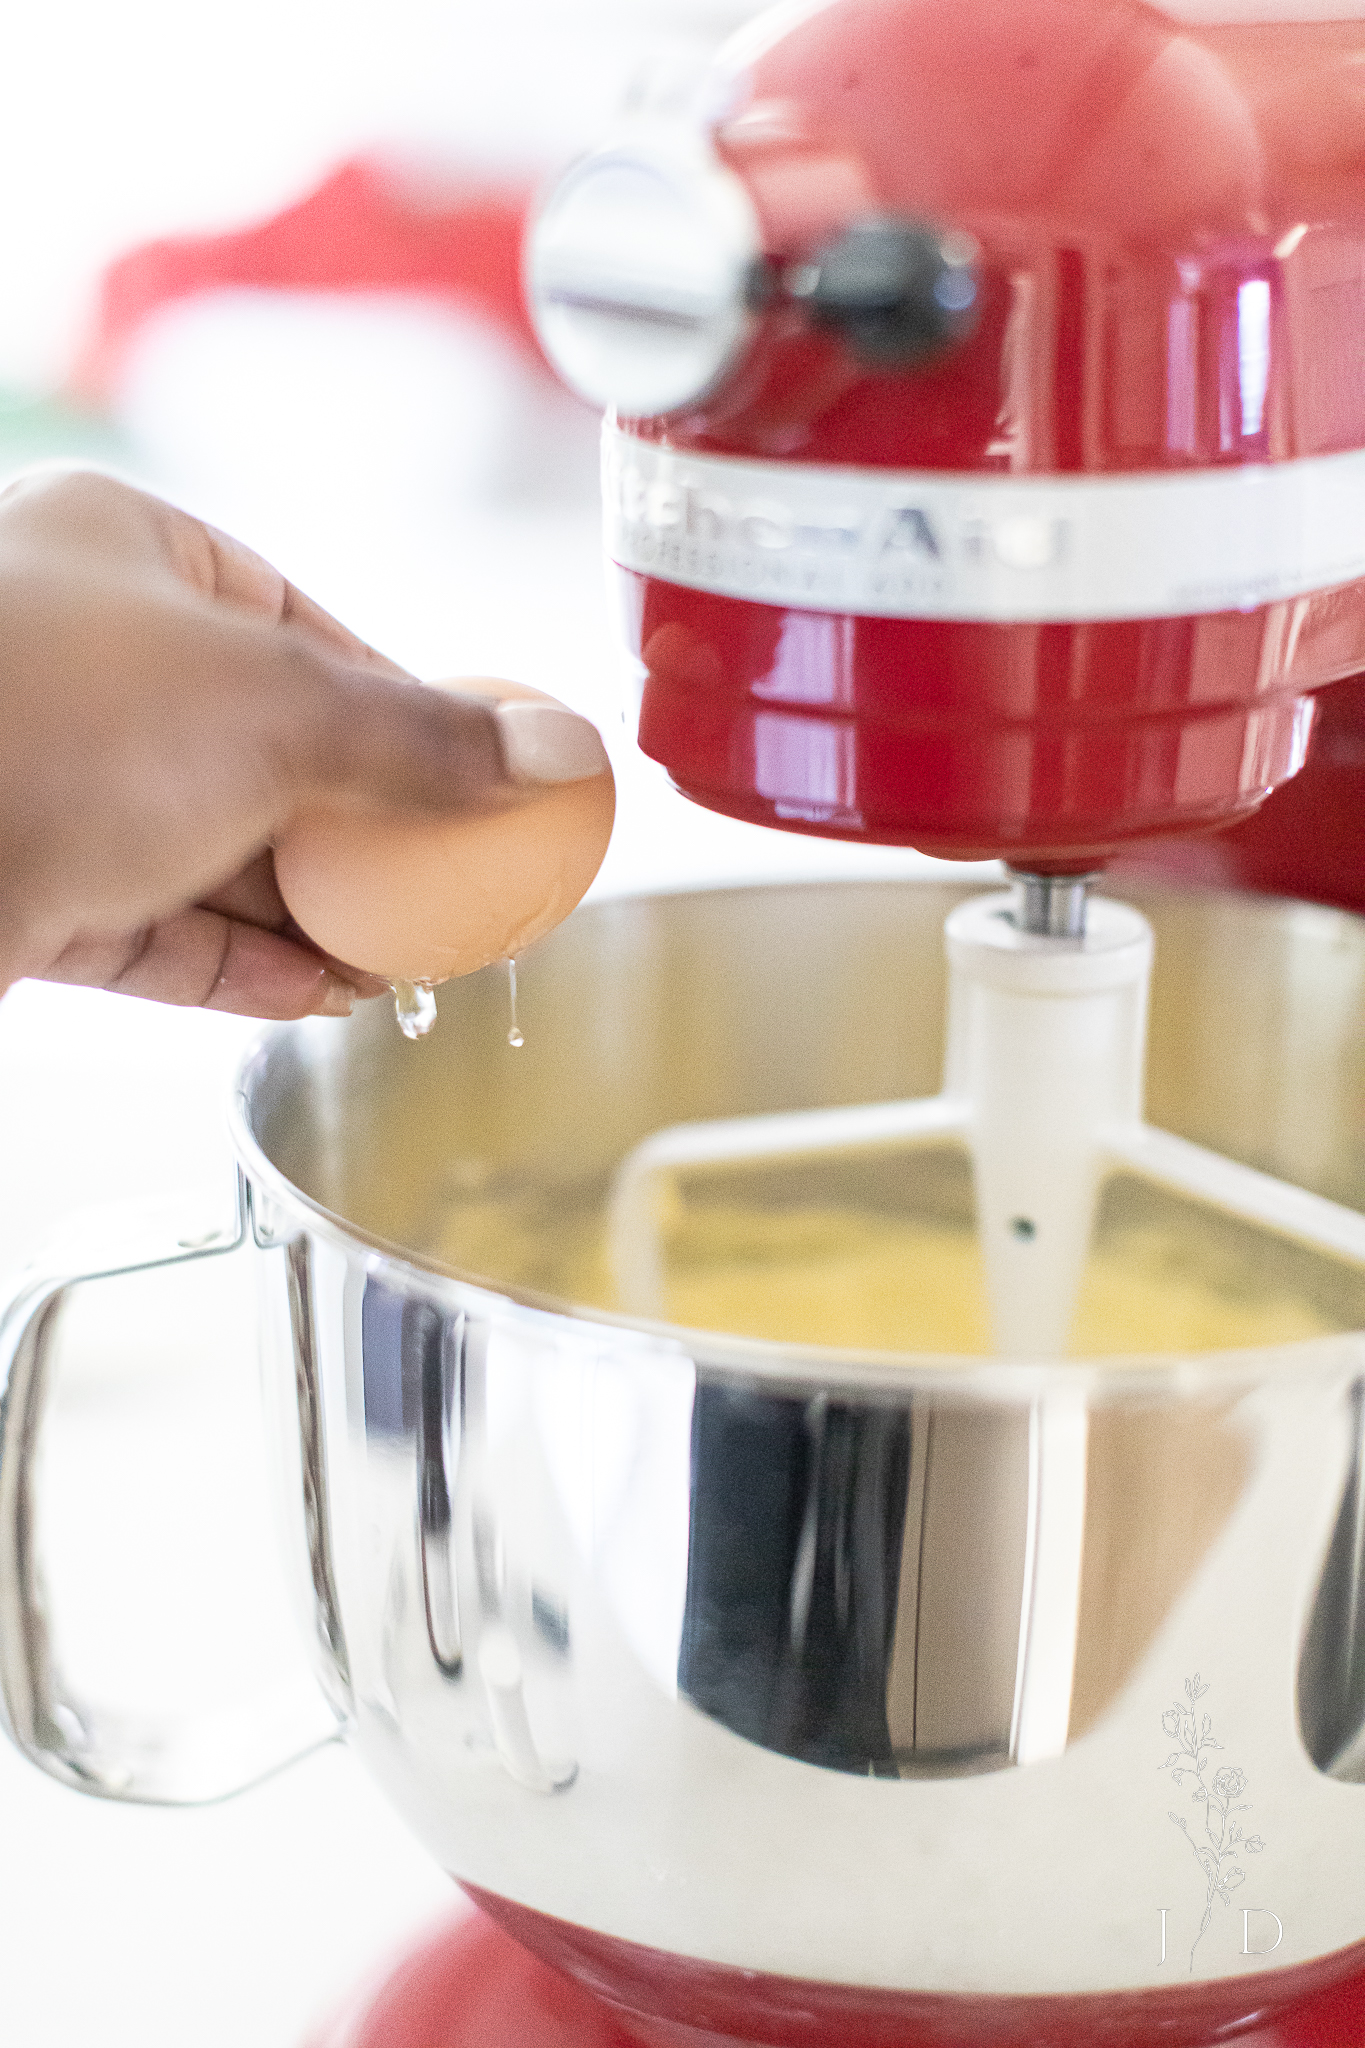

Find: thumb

[276,660,612,820]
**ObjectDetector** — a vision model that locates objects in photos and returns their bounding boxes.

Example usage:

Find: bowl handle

[0,1171,341,1804]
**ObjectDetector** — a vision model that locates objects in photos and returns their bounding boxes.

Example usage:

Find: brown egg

[274,678,615,984]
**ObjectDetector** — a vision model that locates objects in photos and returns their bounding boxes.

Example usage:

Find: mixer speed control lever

[786,215,980,367]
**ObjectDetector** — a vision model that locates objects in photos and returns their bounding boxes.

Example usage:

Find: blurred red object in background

[71,155,545,404]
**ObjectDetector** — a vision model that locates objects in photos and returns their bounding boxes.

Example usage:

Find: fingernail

[496,701,611,785]
[319,975,357,1018]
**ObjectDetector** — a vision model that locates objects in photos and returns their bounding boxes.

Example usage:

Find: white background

[0,3,968,2042]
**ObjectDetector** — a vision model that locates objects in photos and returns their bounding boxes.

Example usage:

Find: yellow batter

[426,1177,1362,1357]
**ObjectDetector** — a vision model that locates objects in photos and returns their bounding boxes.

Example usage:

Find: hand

[0,469,578,1017]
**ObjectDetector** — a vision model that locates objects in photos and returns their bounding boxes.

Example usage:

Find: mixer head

[528,0,1365,869]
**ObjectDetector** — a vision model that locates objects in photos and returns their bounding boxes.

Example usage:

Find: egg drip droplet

[392,979,438,1040]
[507,958,524,1049]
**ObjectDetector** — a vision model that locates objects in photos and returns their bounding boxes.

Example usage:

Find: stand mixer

[518,0,1365,2037]
[313,0,1365,2037]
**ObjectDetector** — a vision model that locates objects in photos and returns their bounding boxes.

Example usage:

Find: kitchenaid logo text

[602,420,1365,625]
[603,432,1057,614]
[609,463,973,595]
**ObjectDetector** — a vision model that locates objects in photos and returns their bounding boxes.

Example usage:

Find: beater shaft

[1007,871,1097,941]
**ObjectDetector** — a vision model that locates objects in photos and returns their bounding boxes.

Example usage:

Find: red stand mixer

[417,3,1365,2044]
[313,1,1365,2042]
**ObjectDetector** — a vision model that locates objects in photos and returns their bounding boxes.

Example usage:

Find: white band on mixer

[603,420,1365,622]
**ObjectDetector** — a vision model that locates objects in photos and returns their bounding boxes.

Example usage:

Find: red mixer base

[309,1904,1365,2048]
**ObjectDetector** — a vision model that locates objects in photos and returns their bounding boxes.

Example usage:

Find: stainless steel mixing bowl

[4,880,1365,2043]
